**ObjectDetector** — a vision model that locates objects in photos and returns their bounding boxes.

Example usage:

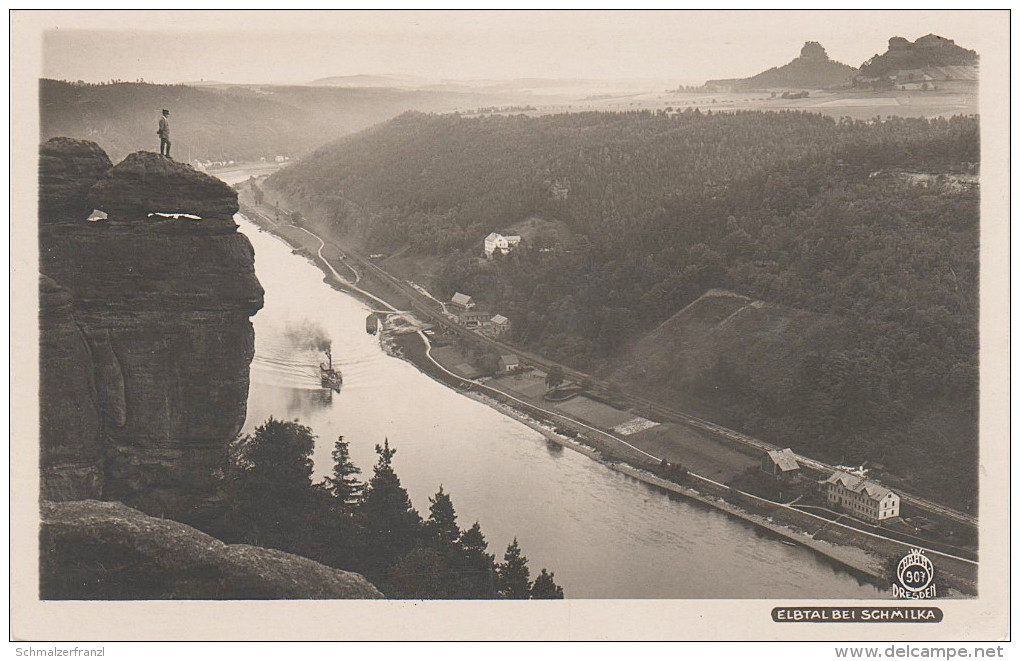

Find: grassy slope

[614,289,846,417]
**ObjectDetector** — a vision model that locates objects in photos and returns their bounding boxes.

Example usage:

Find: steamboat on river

[320,348,343,392]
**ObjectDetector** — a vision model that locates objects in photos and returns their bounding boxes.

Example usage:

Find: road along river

[222,180,882,598]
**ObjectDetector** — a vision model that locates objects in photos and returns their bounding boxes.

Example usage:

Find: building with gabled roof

[484,232,522,258]
[761,448,800,482]
[451,292,475,310]
[454,309,492,329]
[498,354,521,373]
[824,470,900,523]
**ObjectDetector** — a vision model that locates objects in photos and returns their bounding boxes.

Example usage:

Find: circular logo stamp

[893,548,936,598]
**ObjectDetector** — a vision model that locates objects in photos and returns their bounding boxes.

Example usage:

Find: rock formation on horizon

[704,41,857,91]
[856,34,978,84]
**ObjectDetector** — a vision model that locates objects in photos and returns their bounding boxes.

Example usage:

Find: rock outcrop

[40,501,384,599]
[39,275,104,500]
[39,140,264,518]
[704,41,856,91]
[88,152,239,229]
[857,34,978,81]
[38,138,113,223]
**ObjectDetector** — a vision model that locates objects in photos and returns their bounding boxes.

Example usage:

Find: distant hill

[856,34,978,86]
[704,42,857,91]
[308,74,430,88]
[40,79,514,163]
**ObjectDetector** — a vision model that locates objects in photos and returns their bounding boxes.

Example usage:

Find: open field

[553,396,639,429]
[521,88,978,121]
[490,371,548,399]
[626,423,758,482]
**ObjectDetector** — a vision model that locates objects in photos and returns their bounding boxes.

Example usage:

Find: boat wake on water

[253,320,343,392]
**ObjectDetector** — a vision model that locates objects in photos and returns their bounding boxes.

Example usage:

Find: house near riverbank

[451,292,475,310]
[452,309,493,329]
[761,448,800,483]
[489,314,511,337]
[498,354,521,373]
[824,471,900,523]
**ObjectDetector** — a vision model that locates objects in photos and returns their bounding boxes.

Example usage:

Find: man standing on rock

[158,109,171,159]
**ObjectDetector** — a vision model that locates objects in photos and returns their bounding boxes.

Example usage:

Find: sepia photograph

[9,8,1011,644]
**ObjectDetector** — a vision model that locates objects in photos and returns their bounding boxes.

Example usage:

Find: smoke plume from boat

[285,320,332,353]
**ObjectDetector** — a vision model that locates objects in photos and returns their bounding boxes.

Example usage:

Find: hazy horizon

[37,9,987,87]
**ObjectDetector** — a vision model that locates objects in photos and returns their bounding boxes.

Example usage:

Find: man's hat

[162,109,170,113]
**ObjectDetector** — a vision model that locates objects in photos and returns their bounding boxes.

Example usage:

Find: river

[222,176,881,598]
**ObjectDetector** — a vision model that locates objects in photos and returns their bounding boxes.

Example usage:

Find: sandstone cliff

[39,274,105,500]
[41,501,383,599]
[39,139,264,519]
[858,34,978,81]
[38,139,383,599]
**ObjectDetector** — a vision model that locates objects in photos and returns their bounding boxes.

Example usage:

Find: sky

[35,9,994,86]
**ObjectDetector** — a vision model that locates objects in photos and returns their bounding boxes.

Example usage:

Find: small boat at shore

[320,348,343,392]
[366,313,378,335]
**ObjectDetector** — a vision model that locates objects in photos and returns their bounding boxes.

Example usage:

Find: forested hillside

[268,110,979,506]
[40,79,511,162]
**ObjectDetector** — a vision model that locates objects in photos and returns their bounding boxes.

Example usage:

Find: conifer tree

[531,568,565,599]
[315,435,367,570]
[360,439,422,576]
[496,537,532,599]
[425,485,460,552]
[389,547,446,599]
[227,417,317,552]
[458,521,497,598]
[325,435,364,510]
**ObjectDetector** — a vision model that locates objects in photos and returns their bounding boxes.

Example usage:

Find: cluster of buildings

[445,292,521,374]
[192,156,290,173]
[446,292,512,337]
[760,448,901,524]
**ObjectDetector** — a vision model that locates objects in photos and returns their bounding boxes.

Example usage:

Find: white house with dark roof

[824,471,900,523]
[484,232,522,258]
[761,448,800,482]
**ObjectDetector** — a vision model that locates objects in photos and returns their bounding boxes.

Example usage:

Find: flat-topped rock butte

[39,139,263,519]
